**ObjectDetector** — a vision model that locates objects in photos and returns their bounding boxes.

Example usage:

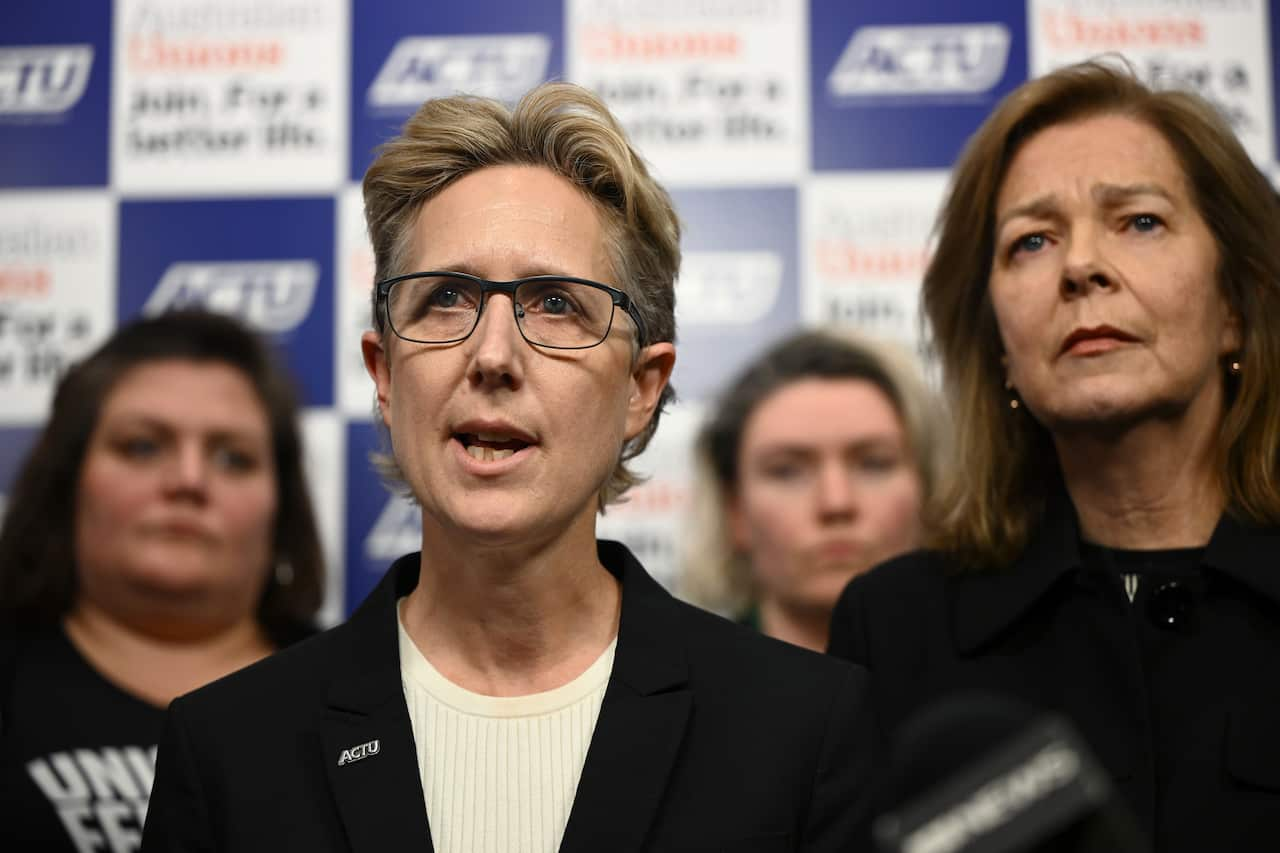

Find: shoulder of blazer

[168,552,419,717]
[601,538,860,690]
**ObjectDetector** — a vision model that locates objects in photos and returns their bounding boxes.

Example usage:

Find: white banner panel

[596,401,703,590]
[567,0,808,185]
[1029,0,1275,165]
[302,407,346,627]
[801,171,949,349]
[0,192,116,423]
[112,0,348,194]
[337,183,377,418]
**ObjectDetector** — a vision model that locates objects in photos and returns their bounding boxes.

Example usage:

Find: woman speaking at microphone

[828,60,1280,851]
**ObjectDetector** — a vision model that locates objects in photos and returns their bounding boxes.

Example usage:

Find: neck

[757,597,831,652]
[1055,397,1225,549]
[401,508,620,697]
[64,601,273,708]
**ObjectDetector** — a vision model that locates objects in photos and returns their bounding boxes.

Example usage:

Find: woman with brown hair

[828,60,1280,850]
[0,310,325,851]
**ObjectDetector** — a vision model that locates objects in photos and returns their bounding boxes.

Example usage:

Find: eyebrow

[421,262,576,281]
[995,183,1176,233]
[104,415,266,444]
[755,436,904,457]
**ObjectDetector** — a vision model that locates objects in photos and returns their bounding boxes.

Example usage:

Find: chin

[128,567,224,601]
[436,504,560,548]
[1029,388,1161,434]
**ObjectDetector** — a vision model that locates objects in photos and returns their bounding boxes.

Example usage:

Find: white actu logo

[337,740,381,767]
[0,45,94,115]
[367,34,551,108]
[144,260,319,334]
[828,24,1009,97]
[364,497,422,563]
[676,251,784,327]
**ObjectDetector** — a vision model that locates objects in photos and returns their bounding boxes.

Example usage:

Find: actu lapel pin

[337,739,381,766]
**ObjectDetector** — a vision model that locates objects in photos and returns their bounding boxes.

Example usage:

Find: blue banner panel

[117,197,336,406]
[344,419,419,614]
[810,0,1027,170]
[1273,3,1280,164]
[349,0,564,181]
[668,186,799,402]
[0,426,40,514]
[0,1,111,187]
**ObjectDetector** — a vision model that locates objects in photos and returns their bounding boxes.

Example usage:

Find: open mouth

[456,432,532,462]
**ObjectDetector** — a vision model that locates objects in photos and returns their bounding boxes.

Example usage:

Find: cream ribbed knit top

[397,608,615,853]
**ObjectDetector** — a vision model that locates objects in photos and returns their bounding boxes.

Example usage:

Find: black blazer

[142,541,875,852]
[828,497,1280,852]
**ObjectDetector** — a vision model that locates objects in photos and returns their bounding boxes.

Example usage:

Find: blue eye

[212,445,259,473]
[119,437,160,459]
[541,293,572,315]
[429,286,462,308]
[857,456,899,475]
[1012,233,1046,255]
[1130,213,1163,232]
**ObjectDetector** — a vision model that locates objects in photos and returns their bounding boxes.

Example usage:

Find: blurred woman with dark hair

[828,60,1280,849]
[0,309,324,851]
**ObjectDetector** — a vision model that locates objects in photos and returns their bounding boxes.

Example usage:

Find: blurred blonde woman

[682,329,942,651]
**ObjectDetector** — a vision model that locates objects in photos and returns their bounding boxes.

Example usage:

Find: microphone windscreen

[873,691,1148,853]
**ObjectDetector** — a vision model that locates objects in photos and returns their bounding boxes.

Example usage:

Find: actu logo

[367,34,551,108]
[337,740,380,767]
[676,252,783,326]
[0,45,94,115]
[144,261,318,334]
[364,496,422,562]
[827,24,1009,97]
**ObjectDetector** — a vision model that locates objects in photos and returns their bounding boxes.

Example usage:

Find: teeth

[465,445,517,462]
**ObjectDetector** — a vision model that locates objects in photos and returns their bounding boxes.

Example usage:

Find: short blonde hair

[361,82,681,507]
[680,329,942,616]
[925,59,1280,568]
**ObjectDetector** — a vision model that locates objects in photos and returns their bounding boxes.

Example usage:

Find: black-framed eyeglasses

[375,271,648,350]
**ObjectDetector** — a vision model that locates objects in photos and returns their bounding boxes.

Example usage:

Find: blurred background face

[728,377,923,614]
[74,359,278,626]
[989,113,1239,434]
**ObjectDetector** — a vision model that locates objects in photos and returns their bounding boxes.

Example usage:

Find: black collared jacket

[828,498,1280,852]
[141,542,876,852]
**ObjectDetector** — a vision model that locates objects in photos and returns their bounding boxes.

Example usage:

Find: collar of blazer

[949,491,1280,657]
[318,539,693,853]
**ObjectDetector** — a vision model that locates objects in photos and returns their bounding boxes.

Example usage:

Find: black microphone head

[874,691,1148,853]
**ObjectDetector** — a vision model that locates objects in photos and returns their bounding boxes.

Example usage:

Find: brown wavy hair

[0,310,324,642]
[361,81,681,508]
[925,59,1280,568]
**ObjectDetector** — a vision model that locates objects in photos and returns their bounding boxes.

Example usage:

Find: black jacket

[828,496,1280,852]
[142,541,876,852]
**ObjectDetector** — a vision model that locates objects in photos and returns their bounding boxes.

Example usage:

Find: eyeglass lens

[387,275,617,348]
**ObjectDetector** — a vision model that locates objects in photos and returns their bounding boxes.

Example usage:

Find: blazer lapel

[320,555,435,853]
[558,542,692,853]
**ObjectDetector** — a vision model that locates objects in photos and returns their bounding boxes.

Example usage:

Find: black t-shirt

[0,626,165,853]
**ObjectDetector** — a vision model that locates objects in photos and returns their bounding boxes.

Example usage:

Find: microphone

[872,692,1148,853]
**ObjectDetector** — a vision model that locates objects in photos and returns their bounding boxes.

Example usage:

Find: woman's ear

[624,342,676,440]
[361,330,393,427]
